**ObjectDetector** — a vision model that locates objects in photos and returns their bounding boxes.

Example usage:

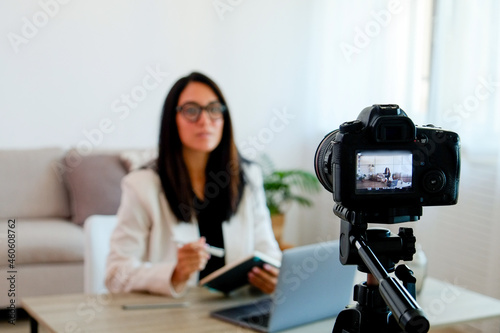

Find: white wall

[1,1,317,158]
[0,0,433,246]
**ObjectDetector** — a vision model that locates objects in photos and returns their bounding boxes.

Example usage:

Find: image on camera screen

[356,151,413,193]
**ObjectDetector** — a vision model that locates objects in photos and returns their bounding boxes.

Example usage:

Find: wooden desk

[22,278,500,333]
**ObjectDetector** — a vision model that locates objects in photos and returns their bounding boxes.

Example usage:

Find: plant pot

[271,214,293,250]
[271,213,285,244]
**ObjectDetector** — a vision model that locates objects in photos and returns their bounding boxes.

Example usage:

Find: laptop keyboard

[236,298,273,328]
[241,312,271,327]
[210,297,275,331]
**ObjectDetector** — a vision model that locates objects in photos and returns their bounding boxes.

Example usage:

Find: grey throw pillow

[63,151,126,225]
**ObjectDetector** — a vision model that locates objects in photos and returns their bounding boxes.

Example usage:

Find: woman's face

[176,82,224,155]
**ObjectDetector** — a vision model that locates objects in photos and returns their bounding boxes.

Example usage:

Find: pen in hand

[173,239,225,258]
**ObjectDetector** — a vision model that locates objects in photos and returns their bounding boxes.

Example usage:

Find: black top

[193,167,247,280]
[195,195,226,280]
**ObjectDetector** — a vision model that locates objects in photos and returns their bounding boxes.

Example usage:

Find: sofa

[0,147,155,307]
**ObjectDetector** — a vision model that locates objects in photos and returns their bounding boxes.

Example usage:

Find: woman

[384,167,391,180]
[105,72,281,298]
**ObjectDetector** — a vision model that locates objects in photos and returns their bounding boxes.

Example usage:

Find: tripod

[332,209,430,333]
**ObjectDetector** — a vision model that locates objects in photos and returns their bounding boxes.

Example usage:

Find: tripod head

[333,205,430,333]
[335,204,420,272]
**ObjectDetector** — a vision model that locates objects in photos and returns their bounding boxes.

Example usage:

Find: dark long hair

[157,72,244,223]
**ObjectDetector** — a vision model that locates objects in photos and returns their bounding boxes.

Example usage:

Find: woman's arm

[105,172,189,297]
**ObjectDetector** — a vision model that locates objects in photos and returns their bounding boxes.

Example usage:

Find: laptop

[210,240,357,332]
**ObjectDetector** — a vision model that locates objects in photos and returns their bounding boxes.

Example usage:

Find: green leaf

[258,154,321,215]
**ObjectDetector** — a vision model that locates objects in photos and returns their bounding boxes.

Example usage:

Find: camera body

[315,104,460,217]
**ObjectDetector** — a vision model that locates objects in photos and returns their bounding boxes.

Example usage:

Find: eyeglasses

[176,102,227,123]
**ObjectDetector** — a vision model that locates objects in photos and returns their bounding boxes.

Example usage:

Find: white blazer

[105,162,281,298]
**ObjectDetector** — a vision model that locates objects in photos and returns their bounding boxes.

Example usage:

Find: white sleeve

[105,173,187,298]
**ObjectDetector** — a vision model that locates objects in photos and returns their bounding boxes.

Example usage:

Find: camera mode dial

[339,120,363,134]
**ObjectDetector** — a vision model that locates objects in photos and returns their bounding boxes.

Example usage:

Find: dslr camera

[315,104,460,333]
[315,104,460,222]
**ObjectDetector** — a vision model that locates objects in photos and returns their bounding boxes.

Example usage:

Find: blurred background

[1,1,499,331]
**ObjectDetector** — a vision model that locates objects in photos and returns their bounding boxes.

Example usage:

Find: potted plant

[258,155,321,248]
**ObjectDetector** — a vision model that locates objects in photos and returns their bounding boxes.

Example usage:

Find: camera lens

[422,170,446,193]
[314,130,338,193]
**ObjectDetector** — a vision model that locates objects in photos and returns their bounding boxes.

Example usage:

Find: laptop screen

[211,240,357,332]
[268,240,356,331]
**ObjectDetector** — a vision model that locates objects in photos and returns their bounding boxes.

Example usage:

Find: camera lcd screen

[356,151,413,194]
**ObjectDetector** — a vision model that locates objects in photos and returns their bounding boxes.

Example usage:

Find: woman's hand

[171,237,210,290]
[248,264,280,294]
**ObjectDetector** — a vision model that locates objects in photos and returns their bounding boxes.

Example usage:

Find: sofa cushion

[0,148,70,219]
[0,219,84,265]
[63,150,126,225]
